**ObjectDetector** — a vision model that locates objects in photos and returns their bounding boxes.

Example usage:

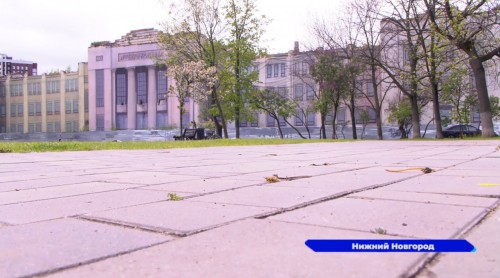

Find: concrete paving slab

[83,200,274,235]
[188,184,345,209]
[0,189,179,225]
[0,218,171,278]
[417,207,500,278]
[0,181,144,205]
[0,175,105,192]
[349,189,498,208]
[270,197,488,239]
[140,177,265,194]
[94,171,208,185]
[49,219,425,278]
[380,175,500,197]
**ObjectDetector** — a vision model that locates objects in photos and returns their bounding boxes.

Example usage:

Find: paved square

[0,140,498,277]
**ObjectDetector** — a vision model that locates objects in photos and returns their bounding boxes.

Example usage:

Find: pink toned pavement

[0,140,499,278]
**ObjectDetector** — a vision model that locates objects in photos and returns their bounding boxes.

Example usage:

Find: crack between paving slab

[401,199,500,278]
[24,239,172,278]
[346,195,500,209]
[254,175,420,219]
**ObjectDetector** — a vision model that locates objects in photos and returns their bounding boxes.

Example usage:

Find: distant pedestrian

[58,133,62,142]
[191,121,197,129]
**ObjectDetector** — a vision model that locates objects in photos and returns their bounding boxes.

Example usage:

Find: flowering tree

[168,60,218,135]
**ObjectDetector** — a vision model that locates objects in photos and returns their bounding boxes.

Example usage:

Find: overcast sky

[1,0,346,74]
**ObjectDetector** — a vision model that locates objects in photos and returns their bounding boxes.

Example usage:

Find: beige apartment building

[0,63,88,134]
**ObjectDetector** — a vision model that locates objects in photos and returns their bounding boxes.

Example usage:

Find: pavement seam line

[403,200,500,278]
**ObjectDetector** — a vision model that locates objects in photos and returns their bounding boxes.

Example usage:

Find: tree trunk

[371,64,383,140]
[469,57,495,137]
[409,94,421,139]
[349,94,357,139]
[320,113,326,139]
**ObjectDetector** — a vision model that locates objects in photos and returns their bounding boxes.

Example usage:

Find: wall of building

[0,63,88,134]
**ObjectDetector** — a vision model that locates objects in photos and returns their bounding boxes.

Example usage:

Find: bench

[173,128,198,141]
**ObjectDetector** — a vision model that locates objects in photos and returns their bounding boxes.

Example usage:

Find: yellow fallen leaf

[479,183,500,187]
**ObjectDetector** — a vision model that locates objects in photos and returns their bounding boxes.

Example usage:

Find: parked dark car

[442,124,481,138]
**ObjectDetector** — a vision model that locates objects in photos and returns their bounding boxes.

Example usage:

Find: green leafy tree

[247,88,297,139]
[223,0,268,138]
[441,68,477,127]
[388,99,413,139]
[424,0,500,137]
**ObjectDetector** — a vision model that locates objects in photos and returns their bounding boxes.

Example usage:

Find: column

[127,67,136,130]
[23,73,29,133]
[104,69,113,131]
[147,66,156,129]
[59,71,66,132]
[88,69,96,131]
[41,74,47,132]
[77,63,85,131]
[5,76,10,131]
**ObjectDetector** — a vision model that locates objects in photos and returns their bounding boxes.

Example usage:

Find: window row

[114,67,169,106]
[266,63,286,78]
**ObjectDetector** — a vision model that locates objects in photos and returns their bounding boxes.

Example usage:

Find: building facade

[0,63,88,134]
[88,28,200,132]
[1,54,38,77]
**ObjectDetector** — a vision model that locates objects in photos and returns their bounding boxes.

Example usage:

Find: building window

[306,84,315,100]
[116,69,127,105]
[96,55,103,61]
[55,122,61,133]
[73,99,79,113]
[28,83,41,95]
[47,101,53,115]
[0,104,6,117]
[29,124,35,133]
[36,123,42,132]
[280,63,286,77]
[156,112,167,129]
[47,80,60,94]
[136,67,148,105]
[66,122,72,133]
[251,113,259,127]
[307,112,315,126]
[84,91,89,112]
[472,106,480,123]
[17,104,23,117]
[116,113,127,130]
[366,80,374,97]
[294,84,304,100]
[274,64,279,77]
[157,67,168,101]
[96,115,104,131]
[337,109,346,124]
[266,64,272,78]
[279,116,286,126]
[11,104,16,117]
[47,122,54,133]
[10,84,23,96]
[54,101,60,115]
[65,101,72,114]
[276,87,287,98]
[29,103,35,116]
[295,110,304,126]
[65,78,78,92]
[17,123,24,133]
[0,84,5,97]
[266,114,275,127]
[96,69,104,107]
[36,102,41,116]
